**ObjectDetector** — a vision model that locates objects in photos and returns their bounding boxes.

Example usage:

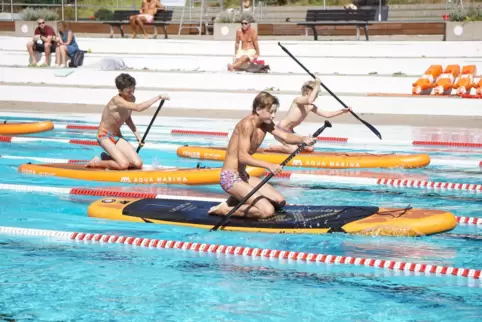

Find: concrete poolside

[0,34,481,132]
[2,101,481,129]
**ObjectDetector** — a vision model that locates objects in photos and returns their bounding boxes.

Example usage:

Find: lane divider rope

[0,226,480,280]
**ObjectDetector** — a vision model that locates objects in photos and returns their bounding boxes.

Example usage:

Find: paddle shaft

[210,120,332,232]
[136,100,165,153]
[278,42,382,140]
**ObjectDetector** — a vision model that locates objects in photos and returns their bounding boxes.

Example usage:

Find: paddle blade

[349,110,382,140]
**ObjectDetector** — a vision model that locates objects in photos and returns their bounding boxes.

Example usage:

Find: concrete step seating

[1,36,482,116]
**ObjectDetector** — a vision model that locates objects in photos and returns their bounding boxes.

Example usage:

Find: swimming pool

[0,113,481,321]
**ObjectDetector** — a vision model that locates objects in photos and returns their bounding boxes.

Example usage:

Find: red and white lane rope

[169,129,482,148]
[56,125,482,149]
[0,226,480,280]
[0,183,481,226]
[272,171,482,192]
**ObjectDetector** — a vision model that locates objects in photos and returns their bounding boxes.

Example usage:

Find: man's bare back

[222,114,268,173]
[277,100,313,132]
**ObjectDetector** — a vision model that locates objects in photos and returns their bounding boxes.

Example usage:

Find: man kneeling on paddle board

[208,91,317,219]
[266,77,352,154]
[87,73,170,170]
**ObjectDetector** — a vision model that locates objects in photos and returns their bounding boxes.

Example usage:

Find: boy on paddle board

[87,73,169,170]
[208,91,317,219]
[266,77,352,154]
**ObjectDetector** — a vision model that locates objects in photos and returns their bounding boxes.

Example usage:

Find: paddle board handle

[210,120,333,232]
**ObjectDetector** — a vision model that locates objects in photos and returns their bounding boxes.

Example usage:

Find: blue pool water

[0,115,481,321]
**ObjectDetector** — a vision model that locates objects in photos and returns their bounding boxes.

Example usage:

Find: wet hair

[252,91,279,113]
[115,73,136,91]
[301,80,315,95]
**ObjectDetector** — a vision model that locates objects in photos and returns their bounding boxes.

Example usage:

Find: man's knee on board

[257,202,276,219]
[131,159,143,169]
[271,196,286,208]
[116,159,131,170]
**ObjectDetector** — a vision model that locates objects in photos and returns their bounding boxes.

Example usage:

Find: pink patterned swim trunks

[139,14,154,23]
[220,170,250,192]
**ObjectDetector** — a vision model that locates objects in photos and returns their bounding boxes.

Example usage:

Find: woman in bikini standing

[208,91,317,219]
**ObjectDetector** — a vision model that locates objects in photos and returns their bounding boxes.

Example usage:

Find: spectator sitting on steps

[26,18,57,67]
[54,21,80,68]
[228,17,260,72]
[129,0,165,39]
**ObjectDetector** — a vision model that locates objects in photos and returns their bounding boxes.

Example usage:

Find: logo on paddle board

[102,199,116,203]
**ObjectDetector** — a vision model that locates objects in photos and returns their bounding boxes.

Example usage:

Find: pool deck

[1,35,482,130]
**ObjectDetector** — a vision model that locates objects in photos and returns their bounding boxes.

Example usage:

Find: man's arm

[237,122,273,170]
[234,29,240,55]
[312,105,351,118]
[125,116,143,142]
[252,29,260,58]
[294,78,321,105]
[113,94,168,112]
[156,0,165,10]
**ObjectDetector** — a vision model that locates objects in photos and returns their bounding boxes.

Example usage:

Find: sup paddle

[136,99,165,153]
[278,42,382,140]
[210,120,333,232]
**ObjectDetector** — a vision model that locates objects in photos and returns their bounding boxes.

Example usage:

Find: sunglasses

[38,22,45,25]
[241,22,249,25]
[303,85,313,90]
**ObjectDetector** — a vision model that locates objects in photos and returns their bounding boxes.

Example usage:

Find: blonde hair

[301,80,315,95]
[252,91,279,113]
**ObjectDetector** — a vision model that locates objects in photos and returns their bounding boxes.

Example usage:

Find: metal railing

[0,0,141,21]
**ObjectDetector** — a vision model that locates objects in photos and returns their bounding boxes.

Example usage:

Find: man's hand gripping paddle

[278,42,382,140]
[210,120,333,232]
[136,100,165,153]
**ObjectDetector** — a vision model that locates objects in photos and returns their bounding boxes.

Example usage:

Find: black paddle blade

[210,122,332,232]
[278,42,382,140]
[351,112,382,140]
[136,99,165,153]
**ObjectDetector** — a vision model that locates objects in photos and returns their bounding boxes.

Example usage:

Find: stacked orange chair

[452,65,477,95]
[412,65,443,94]
[432,65,460,95]
[475,78,482,95]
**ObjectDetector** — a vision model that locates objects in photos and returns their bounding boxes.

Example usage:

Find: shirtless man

[267,78,352,154]
[228,18,260,72]
[86,73,170,170]
[129,0,165,39]
[208,91,317,219]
